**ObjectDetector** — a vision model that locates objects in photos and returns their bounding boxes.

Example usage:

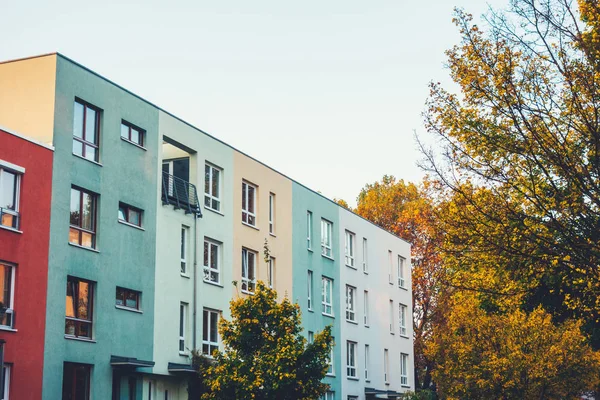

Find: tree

[421,0,600,347]
[198,282,333,400]
[355,176,445,390]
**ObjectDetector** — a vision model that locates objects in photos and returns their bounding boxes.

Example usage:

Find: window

[204,164,222,212]
[384,349,390,384]
[0,166,20,230]
[120,120,145,147]
[115,287,140,310]
[181,226,189,275]
[344,231,355,267]
[362,238,368,273]
[118,202,143,227]
[73,99,100,162]
[321,277,333,316]
[202,308,220,357]
[345,285,356,322]
[388,250,393,284]
[307,271,313,310]
[65,277,93,339]
[346,341,357,378]
[399,304,408,336]
[179,302,188,354]
[307,331,314,344]
[203,239,221,284]
[69,187,97,249]
[321,219,333,258]
[241,181,256,226]
[307,211,312,250]
[268,257,275,289]
[326,339,334,376]
[321,392,334,400]
[348,397,358,400]
[269,193,275,234]
[241,248,257,294]
[389,300,394,334]
[1,364,10,400]
[0,263,14,328]
[400,353,409,386]
[62,362,91,400]
[398,256,406,288]
[363,291,369,326]
[364,344,370,381]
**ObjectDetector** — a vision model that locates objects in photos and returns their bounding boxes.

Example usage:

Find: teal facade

[42,56,159,399]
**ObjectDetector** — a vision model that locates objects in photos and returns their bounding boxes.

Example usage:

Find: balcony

[161,171,201,216]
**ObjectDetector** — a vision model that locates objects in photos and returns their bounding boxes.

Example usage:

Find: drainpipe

[193,214,198,350]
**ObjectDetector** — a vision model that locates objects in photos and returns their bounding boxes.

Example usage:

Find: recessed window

[62,362,91,400]
[73,99,100,162]
[203,238,221,284]
[364,344,370,381]
[362,238,368,273]
[399,303,408,337]
[118,202,143,227]
[179,302,188,354]
[115,287,141,310]
[400,353,409,386]
[241,248,257,294]
[0,263,14,328]
[384,349,390,384]
[307,271,313,311]
[345,285,356,322]
[2,364,10,400]
[322,277,333,316]
[0,166,21,230]
[268,257,275,289]
[326,339,334,376]
[398,256,406,288]
[363,290,369,327]
[69,187,97,249]
[344,230,355,267]
[388,250,393,284]
[65,277,94,339]
[389,300,394,334]
[202,308,220,357]
[120,120,145,147]
[307,211,313,250]
[269,193,275,235]
[346,341,357,378]
[241,181,256,226]
[307,331,314,344]
[181,226,189,275]
[204,163,222,212]
[321,219,333,258]
[321,391,334,400]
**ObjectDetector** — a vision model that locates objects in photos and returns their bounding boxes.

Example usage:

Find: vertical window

[241,181,257,226]
[364,344,370,381]
[321,219,333,258]
[241,248,257,294]
[118,202,143,227]
[204,164,222,212]
[398,256,406,288]
[363,290,369,327]
[269,193,275,234]
[321,391,334,400]
[179,302,188,354]
[307,271,313,310]
[346,341,357,378]
[321,277,333,316]
[62,362,91,400]
[362,238,368,273]
[181,226,189,275]
[389,300,394,334]
[400,353,409,386]
[384,349,390,384]
[388,250,393,284]
[0,263,14,328]
[399,304,408,336]
[326,339,335,376]
[73,99,100,162]
[115,287,141,310]
[0,167,20,230]
[307,211,313,250]
[203,238,221,284]
[1,364,9,400]
[344,231,355,267]
[268,257,275,289]
[307,331,314,344]
[69,187,97,249]
[345,285,356,322]
[120,120,145,147]
[65,277,93,339]
[202,308,220,357]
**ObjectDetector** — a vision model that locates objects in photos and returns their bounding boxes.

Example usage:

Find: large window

[120,120,145,148]
[364,344,370,381]
[307,271,313,311]
[204,164,222,212]
[268,257,275,289]
[115,287,141,311]
[269,193,275,234]
[322,277,333,316]
[69,187,97,249]
[400,353,409,386]
[345,285,356,322]
[398,256,406,288]
[241,248,257,294]
[321,219,333,258]
[73,99,100,162]
[362,238,368,273]
[307,211,313,250]
[179,302,188,354]
[344,230,355,267]
[62,362,91,400]
[346,341,357,378]
[0,263,14,328]
[181,226,189,275]
[118,202,143,227]
[363,290,369,327]
[202,308,220,357]
[203,239,221,284]
[65,277,94,339]
[0,167,20,230]
[241,181,256,226]
[399,304,408,337]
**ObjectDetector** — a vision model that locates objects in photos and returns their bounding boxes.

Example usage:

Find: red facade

[0,128,53,399]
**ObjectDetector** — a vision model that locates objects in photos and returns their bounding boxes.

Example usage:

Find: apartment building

[0,53,413,400]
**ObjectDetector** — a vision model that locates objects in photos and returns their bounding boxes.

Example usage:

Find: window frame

[0,262,15,329]
[0,166,21,231]
[1,364,10,400]
[241,181,257,227]
[399,303,408,337]
[326,339,335,376]
[118,202,143,227]
[400,353,409,387]
[202,308,220,357]
[307,271,313,311]
[203,238,221,285]
[72,99,101,162]
[389,300,394,334]
[115,287,141,311]
[363,290,369,327]
[398,256,406,289]
[62,362,91,400]
[345,285,356,322]
[344,230,355,267]
[321,277,333,316]
[364,344,370,382]
[384,349,390,384]
[65,276,94,340]
[268,256,275,289]
[204,163,222,212]
[241,248,257,294]
[346,340,357,379]
[120,120,145,148]
[388,250,393,284]
[69,187,98,249]
[321,219,333,258]
[181,226,189,275]
[362,238,368,273]
[307,211,313,250]
[269,192,275,235]
[179,302,188,355]
[307,331,314,344]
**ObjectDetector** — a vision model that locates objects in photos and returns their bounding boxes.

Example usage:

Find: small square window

[0,166,21,230]
[115,287,141,310]
[120,120,145,147]
[118,202,143,227]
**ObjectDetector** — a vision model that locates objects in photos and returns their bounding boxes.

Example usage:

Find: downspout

[193,213,198,350]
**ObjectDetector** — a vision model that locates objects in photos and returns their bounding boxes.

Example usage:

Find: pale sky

[1,0,507,206]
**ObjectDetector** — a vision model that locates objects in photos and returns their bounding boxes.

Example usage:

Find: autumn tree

[197,282,333,400]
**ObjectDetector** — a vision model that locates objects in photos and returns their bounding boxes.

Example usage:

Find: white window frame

[268,257,275,289]
[307,271,313,311]
[384,349,390,384]
[344,230,355,267]
[181,226,189,275]
[2,364,10,400]
[398,256,406,288]
[346,341,357,378]
[321,219,333,258]
[202,308,220,357]
[269,192,275,235]
[241,181,257,227]
[321,277,333,316]
[388,250,393,284]
[241,248,257,294]
[307,211,313,250]
[307,331,314,344]
[400,353,409,386]
[179,302,188,355]
[364,344,370,382]
[0,263,15,329]
[389,300,394,334]
[363,290,369,327]
[0,165,21,231]
[204,163,222,212]
[321,391,334,400]
[362,238,368,273]
[203,238,221,285]
[326,341,335,376]
[399,303,408,337]
[345,285,356,322]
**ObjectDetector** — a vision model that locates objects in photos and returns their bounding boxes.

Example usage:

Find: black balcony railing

[161,171,201,216]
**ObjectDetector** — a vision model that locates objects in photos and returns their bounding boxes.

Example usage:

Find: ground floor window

[62,362,91,400]
[1,364,10,400]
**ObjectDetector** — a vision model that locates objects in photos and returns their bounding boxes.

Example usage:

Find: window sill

[120,136,147,151]
[400,334,410,339]
[118,220,145,231]
[0,326,17,333]
[385,382,390,386]
[321,254,334,261]
[0,225,22,234]
[399,286,408,291]
[241,221,259,231]
[65,335,96,343]
[115,305,143,314]
[68,242,100,253]
[363,270,369,275]
[307,308,314,313]
[307,247,313,253]
[347,376,359,381]
[181,273,191,279]
[179,351,189,357]
[269,232,276,238]
[326,373,336,377]
[73,153,103,167]
[204,206,224,217]
[401,385,411,388]
[389,282,394,286]
[322,313,335,319]
[364,324,370,328]
[390,332,395,335]
[203,280,223,288]
[346,319,358,325]
[345,264,357,270]
[241,290,255,295]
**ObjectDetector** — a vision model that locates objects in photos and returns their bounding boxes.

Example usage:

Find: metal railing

[161,171,201,216]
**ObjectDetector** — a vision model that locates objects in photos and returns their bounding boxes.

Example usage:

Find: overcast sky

[1,0,508,206]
